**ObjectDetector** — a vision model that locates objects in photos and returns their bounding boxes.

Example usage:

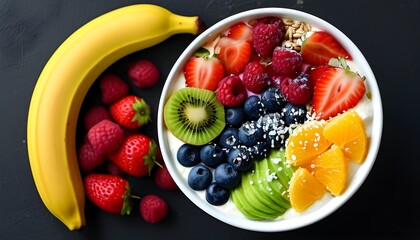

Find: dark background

[1,0,419,239]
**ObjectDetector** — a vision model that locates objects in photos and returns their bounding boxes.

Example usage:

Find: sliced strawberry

[184,55,225,91]
[216,37,251,75]
[301,32,352,66]
[227,22,253,43]
[311,67,365,120]
[307,65,333,86]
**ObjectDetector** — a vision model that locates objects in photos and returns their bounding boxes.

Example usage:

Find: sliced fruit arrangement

[163,15,371,220]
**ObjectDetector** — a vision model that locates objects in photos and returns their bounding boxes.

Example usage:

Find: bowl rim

[157,7,383,232]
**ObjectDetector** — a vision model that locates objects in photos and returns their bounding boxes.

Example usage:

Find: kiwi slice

[164,87,225,145]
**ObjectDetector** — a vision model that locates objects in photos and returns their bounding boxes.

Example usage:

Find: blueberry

[205,182,230,206]
[214,163,241,189]
[219,127,240,149]
[200,143,226,168]
[177,144,201,167]
[257,112,285,133]
[282,102,307,126]
[243,95,265,120]
[187,164,212,190]
[238,121,263,147]
[261,87,286,113]
[250,141,269,161]
[225,107,246,127]
[227,147,253,171]
[265,125,289,149]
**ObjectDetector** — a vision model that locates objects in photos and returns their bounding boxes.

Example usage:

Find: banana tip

[196,18,206,34]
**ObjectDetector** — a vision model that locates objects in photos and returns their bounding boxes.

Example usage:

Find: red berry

[242,61,269,94]
[100,74,129,105]
[84,173,132,215]
[110,95,151,129]
[216,37,251,75]
[252,17,285,57]
[140,195,168,223]
[184,55,225,91]
[272,47,303,76]
[280,73,313,105]
[155,165,178,190]
[128,60,160,88]
[106,161,125,176]
[87,119,124,155]
[216,76,248,107]
[78,141,106,172]
[84,105,111,131]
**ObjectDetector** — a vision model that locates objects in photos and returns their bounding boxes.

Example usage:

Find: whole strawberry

[109,134,157,177]
[140,195,168,223]
[84,173,132,215]
[100,73,129,105]
[87,119,124,155]
[128,60,160,88]
[110,95,151,129]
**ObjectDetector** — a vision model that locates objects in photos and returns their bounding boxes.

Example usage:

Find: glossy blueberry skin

[219,127,240,149]
[200,143,226,168]
[261,87,286,113]
[243,95,265,120]
[187,164,212,191]
[205,182,230,206]
[227,147,254,171]
[238,121,263,147]
[283,102,307,126]
[250,141,269,161]
[225,106,246,127]
[214,163,241,189]
[176,144,201,167]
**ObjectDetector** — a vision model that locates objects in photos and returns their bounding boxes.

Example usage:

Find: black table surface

[1,0,419,239]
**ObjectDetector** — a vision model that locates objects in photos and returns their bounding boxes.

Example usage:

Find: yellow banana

[27,4,203,230]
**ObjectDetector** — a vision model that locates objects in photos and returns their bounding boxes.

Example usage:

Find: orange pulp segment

[285,120,331,166]
[310,146,348,196]
[323,110,367,163]
[289,167,326,212]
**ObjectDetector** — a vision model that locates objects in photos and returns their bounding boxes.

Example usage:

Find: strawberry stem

[154,160,163,168]
[131,195,141,200]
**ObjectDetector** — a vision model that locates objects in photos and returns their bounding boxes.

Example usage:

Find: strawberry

[155,165,178,190]
[216,37,251,75]
[301,31,352,66]
[87,119,124,155]
[109,134,158,177]
[78,141,106,172]
[128,59,160,88]
[139,195,168,223]
[83,105,111,131]
[311,63,366,120]
[110,95,151,129]
[100,73,129,105]
[184,51,225,91]
[227,22,253,43]
[84,173,132,215]
[307,64,333,86]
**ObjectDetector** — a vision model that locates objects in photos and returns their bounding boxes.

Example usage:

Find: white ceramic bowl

[157,8,383,232]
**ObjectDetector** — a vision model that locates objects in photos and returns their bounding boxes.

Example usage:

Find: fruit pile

[78,59,176,223]
[163,16,370,218]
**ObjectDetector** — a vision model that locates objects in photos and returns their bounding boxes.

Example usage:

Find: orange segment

[323,110,367,163]
[285,120,331,166]
[289,167,326,212]
[310,146,348,196]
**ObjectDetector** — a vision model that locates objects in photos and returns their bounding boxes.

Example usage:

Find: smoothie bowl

[157,8,382,232]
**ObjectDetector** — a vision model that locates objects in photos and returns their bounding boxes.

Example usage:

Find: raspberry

[140,195,168,223]
[106,161,125,176]
[84,105,111,130]
[252,17,285,57]
[78,141,106,172]
[128,60,160,88]
[216,76,248,107]
[242,61,269,93]
[272,47,303,76]
[87,119,124,155]
[100,74,129,105]
[155,165,178,190]
[280,73,313,105]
